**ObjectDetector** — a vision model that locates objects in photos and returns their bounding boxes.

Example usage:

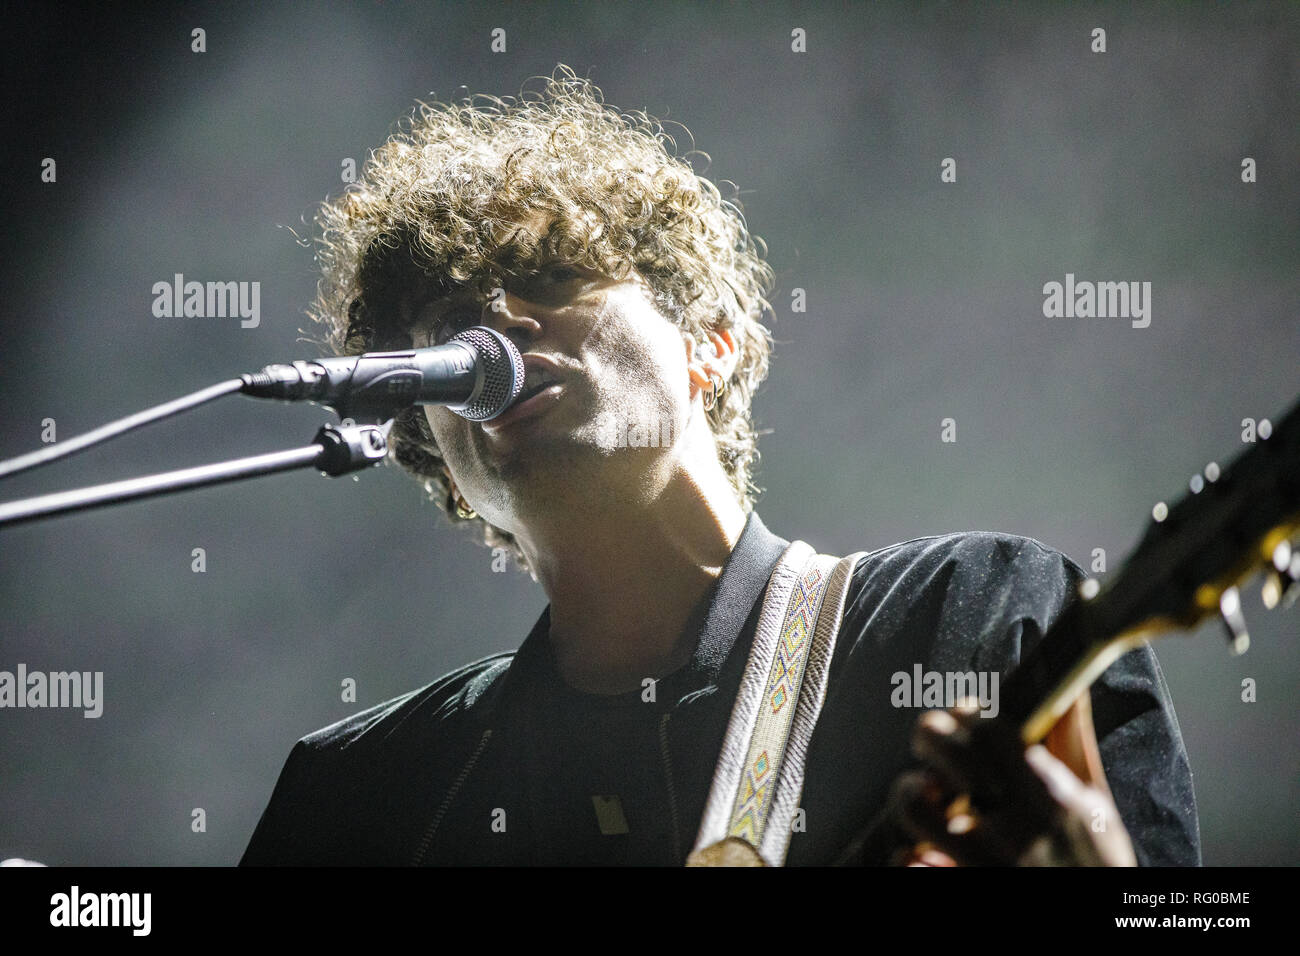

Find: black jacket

[241,512,1201,865]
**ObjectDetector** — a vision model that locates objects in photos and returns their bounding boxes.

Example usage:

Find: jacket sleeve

[237,654,515,865]
[969,537,1203,866]
[239,739,315,866]
[1087,639,1202,865]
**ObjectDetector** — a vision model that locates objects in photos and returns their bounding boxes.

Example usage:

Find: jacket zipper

[410,727,494,865]
[658,711,684,864]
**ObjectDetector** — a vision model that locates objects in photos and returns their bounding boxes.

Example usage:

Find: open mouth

[481,359,565,433]
[514,364,561,404]
[514,380,554,404]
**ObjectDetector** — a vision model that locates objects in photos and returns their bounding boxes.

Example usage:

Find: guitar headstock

[1004,396,1299,744]
[1081,398,1300,655]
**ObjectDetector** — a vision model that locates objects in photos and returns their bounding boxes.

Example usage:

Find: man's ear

[682,327,739,371]
[683,326,740,402]
[710,328,740,381]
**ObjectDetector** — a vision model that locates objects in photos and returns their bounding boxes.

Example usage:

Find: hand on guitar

[889,702,1137,866]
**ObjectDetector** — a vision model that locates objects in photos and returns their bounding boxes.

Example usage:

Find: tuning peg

[1219,586,1250,655]
[1262,540,1300,611]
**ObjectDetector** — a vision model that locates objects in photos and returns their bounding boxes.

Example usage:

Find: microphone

[240,326,524,422]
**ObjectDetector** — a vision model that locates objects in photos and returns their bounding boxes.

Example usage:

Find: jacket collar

[478,510,789,722]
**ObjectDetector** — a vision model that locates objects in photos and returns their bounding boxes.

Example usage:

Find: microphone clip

[313,420,392,477]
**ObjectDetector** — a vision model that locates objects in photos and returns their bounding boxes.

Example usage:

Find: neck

[515,425,747,695]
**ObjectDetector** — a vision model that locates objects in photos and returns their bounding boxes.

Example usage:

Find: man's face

[405,249,696,535]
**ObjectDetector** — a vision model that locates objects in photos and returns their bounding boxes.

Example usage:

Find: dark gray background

[1,1,1295,866]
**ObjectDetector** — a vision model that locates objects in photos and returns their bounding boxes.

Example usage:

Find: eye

[548,265,581,282]
[432,307,480,344]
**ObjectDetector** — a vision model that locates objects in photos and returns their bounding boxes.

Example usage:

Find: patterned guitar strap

[687,540,866,866]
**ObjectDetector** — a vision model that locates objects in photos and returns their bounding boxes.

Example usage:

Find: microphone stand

[0,421,391,529]
[0,325,520,529]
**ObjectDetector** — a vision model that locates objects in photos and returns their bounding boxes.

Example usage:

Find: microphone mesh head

[448,327,524,421]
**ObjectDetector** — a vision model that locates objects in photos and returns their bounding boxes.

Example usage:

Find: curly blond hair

[308,65,775,565]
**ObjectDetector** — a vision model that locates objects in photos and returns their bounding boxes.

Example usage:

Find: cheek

[587,290,690,397]
[645,322,693,408]
[422,408,472,466]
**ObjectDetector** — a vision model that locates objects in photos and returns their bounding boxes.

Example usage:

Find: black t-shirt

[514,641,694,865]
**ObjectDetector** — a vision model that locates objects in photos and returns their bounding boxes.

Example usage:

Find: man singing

[241,67,1199,866]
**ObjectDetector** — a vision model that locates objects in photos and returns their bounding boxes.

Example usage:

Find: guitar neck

[836,396,1300,865]
[998,599,1152,745]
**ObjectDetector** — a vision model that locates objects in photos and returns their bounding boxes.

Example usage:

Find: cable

[0,378,247,481]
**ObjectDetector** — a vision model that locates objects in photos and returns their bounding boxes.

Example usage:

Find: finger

[1016,750,1118,866]
[913,847,959,867]
[1023,744,1089,811]
[1022,745,1135,865]
[911,709,988,797]
[911,709,967,774]
[917,711,1062,826]
[911,723,1065,860]
[890,771,1014,866]
[898,844,959,867]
